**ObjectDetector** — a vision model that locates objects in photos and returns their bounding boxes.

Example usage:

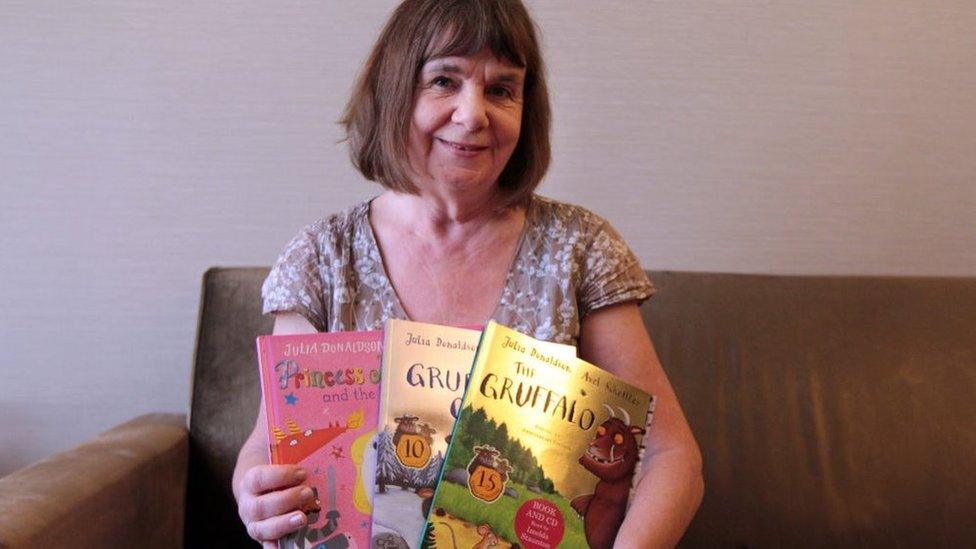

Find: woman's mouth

[438,138,487,155]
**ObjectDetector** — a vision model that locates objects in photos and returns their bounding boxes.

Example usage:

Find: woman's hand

[234,312,321,547]
[236,463,317,548]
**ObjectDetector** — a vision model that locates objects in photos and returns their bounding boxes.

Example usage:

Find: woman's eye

[488,86,512,99]
[431,76,453,88]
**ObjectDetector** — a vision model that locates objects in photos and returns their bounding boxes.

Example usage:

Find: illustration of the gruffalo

[391,414,420,445]
[393,414,434,468]
[466,445,512,503]
[571,405,645,549]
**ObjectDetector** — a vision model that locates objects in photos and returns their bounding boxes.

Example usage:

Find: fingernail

[300,487,314,500]
[295,468,307,481]
[290,512,306,526]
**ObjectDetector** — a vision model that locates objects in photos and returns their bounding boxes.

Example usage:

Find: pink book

[256,331,384,549]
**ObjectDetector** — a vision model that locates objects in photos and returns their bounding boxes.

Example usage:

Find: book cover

[370,319,484,549]
[421,321,655,549]
[256,331,384,549]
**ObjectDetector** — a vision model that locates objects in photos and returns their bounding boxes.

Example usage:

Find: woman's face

[408,49,525,198]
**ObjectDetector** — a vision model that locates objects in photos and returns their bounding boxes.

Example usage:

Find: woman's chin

[423,171,499,197]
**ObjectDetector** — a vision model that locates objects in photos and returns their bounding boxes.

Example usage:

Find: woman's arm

[232,313,320,548]
[578,302,704,549]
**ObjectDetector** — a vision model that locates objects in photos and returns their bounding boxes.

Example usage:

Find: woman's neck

[368,188,529,325]
[374,189,515,242]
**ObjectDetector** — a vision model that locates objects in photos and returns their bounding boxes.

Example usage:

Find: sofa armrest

[0,413,188,548]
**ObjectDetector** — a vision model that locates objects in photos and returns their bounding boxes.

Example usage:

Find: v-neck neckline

[362,195,535,325]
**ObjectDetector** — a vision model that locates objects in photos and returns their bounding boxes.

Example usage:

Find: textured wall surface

[1,1,974,474]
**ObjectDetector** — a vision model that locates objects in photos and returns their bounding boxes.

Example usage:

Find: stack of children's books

[257,319,656,549]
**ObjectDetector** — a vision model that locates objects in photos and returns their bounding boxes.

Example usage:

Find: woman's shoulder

[295,200,371,241]
[528,194,614,236]
[265,200,375,281]
[525,194,642,270]
[280,200,375,260]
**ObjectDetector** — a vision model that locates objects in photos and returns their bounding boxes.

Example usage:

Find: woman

[233,1,703,547]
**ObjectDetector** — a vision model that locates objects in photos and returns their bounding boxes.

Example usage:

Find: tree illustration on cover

[271,409,365,464]
[571,405,646,549]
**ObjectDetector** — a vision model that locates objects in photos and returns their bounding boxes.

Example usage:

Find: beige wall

[1,1,973,474]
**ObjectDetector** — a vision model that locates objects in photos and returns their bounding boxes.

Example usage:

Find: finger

[242,485,317,523]
[246,510,308,542]
[243,464,307,495]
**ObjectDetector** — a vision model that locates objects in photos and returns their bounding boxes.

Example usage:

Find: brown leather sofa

[1,268,973,547]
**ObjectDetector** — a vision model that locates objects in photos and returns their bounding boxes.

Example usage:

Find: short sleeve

[578,218,655,317]
[261,228,328,331]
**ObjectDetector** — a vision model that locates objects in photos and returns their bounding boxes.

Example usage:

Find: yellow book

[422,321,655,549]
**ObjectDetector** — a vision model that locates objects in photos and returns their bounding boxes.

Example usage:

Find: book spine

[378,321,397,431]
[255,336,280,464]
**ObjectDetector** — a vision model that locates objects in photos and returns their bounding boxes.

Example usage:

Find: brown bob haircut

[340,0,551,208]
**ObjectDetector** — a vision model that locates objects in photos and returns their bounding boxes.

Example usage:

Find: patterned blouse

[262,194,654,346]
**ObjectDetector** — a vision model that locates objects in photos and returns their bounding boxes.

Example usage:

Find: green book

[421,321,655,549]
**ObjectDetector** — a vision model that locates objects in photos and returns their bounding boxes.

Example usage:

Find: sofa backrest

[187,268,271,548]
[641,271,976,547]
[188,267,976,547]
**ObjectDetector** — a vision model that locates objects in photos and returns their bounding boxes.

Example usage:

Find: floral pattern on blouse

[262,194,654,346]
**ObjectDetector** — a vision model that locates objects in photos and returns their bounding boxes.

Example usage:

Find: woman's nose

[451,87,489,131]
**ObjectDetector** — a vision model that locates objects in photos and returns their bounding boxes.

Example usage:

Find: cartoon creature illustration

[417,422,437,446]
[467,445,500,475]
[466,445,511,503]
[473,524,499,548]
[391,414,420,446]
[393,414,433,468]
[494,458,512,483]
[301,486,323,517]
[571,405,646,549]
[271,408,365,464]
